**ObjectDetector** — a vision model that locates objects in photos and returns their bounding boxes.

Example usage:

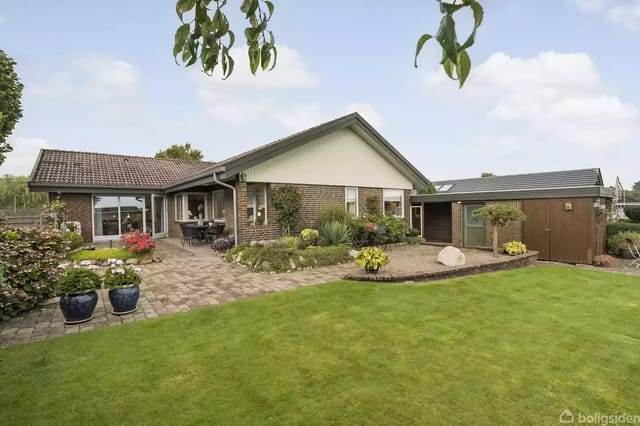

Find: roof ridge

[40,148,215,165]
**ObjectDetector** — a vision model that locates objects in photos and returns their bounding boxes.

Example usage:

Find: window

[93,195,145,238]
[345,187,358,215]
[212,190,225,220]
[383,189,404,217]
[247,184,267,225]
[174,193,208,221]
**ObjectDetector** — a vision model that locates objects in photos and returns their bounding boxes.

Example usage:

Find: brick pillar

[236,180,248,243]
[451,202,462,247]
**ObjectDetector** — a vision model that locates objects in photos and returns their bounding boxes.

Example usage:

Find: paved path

[0,240,354,347]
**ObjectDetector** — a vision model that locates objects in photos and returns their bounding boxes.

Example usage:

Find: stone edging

[343,251,539,283]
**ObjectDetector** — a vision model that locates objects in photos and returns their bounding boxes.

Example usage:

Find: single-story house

[28,113,430,244]
[409,169,613,264]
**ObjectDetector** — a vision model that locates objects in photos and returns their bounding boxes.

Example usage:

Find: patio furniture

[374,226,389,250]
[205,222,226,243]
[627,239,640,269]
[180,224,207,246]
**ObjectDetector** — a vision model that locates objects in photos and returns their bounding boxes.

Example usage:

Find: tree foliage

[0,50,24,165]
[155,143,204,160]
[418,182,438,195]
[481,172,494,177]
[624,206,640,223]
[473,204,526,257]
[174,0,483,87]
[271,185,301,236]
[0,175,48,210]
[633,180,640,193]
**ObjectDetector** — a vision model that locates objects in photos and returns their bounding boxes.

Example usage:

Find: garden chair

[180,225,198,246]
[627,239,640,269]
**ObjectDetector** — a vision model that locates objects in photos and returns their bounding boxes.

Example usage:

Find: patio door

[151,194,167,238]
[463,205,486,247]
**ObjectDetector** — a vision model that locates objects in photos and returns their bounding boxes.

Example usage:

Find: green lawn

[1,266,639,425]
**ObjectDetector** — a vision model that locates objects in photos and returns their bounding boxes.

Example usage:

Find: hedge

[0,226,67,319]
[226,245,351,273]
[606,222,640,239]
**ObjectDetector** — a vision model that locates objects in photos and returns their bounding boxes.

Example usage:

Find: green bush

[0,226,67,319]
[69,248,134,262]
[66,231,84,250]
[407,228,421,237]
[272,185,302,235]
[606,222,640,239]
[350,214,410,246]
[225,243,250,262]
[624,206,640,223]
[315,204,351,227]
[319,221,352,246]
[607,231,640,255]
[226,245,351,272]
[57,267,102,295]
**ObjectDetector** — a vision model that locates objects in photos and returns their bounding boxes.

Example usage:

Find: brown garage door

[423,203,452,243]
[522,198,594,264]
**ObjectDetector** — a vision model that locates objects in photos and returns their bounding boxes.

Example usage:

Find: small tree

[272,185,301,236]
[365,195,381,215]
[473,204,526,257]
[418,182,438,195]
[155,143,203,160]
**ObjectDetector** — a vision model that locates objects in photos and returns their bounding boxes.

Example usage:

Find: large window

[383,189,404,217]
[212,190,225,220]
[247,184,267,225]
[345,187,358,215]
[174,193,208,221]
[93,195,145,238]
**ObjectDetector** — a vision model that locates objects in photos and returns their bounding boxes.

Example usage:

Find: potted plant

[354,246,390,274]
[607,231,640,258]
[57,266,101,324]
[103,263,142,315]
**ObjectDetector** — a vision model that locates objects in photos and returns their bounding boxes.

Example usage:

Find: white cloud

[568,0,640,31]
[427,51,640,146]
[192,45,319,128]
[31,54,140,101]
[607,3,640,31]
[0,137,49,176]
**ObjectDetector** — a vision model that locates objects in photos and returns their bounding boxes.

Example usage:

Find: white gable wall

[244,128,413,189]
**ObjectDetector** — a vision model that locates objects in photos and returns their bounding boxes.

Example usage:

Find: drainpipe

[212,171,238,246]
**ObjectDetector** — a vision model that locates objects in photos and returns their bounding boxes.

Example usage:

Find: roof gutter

[212,171,237,246]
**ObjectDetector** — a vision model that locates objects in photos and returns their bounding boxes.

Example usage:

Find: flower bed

[225,245,352,273]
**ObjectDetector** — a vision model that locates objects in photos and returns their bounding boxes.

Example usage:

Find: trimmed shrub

[212,235,235,251]
[607,231,640,255]
[272,185,302,235]
[66,231,84,250]
[319,221,352,246]
[315,204,350,227]
[0,226,67,319]
[624,206,640,223]
[300,228,319,245]
[606,222,640,239]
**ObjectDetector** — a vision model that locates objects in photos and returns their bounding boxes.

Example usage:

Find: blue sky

[0,0,638,187]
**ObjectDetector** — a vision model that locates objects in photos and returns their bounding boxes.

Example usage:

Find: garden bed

[226,245,352,273]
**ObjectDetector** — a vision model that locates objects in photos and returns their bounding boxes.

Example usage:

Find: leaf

[248,44,260,75]
[442,57,455,80]
[240,0,253,14]
[261,43,271,70]
[173,23,190,61]
[268,44,277,71]
[460,0,484,50]
[413,33,432,68]
[436,15,458,64]
[247,0,259,17]
[456,49,471,88]
[265,0,275,20]
[227,29,235,48]
[439,0,466,14]
[223,54,235,80]
[176,0,197,22]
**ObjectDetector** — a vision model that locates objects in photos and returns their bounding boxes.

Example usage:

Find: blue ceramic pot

[108,285,140,315]
[59,291,98,324]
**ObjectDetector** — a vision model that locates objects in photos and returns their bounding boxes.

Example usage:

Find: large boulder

[437,246,466,267]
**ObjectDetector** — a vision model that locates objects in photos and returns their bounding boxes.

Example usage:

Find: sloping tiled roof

[166,112,431,190]
[433,168,603,194]
[30,150,215,189]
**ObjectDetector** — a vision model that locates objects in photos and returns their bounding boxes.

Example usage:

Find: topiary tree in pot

[473,204,526,257]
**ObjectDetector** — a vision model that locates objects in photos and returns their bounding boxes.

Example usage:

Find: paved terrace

[1,240,638,347]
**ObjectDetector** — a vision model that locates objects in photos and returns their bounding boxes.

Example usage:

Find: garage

[410,169,612,264]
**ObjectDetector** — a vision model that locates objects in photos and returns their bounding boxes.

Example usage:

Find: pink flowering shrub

[120,230,157,255]
[0,226,67,319]
[593,254,617,267]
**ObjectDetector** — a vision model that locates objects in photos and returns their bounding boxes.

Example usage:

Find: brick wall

[54,193,93,242]
[451,202,462,246]
[484,201,523,247]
